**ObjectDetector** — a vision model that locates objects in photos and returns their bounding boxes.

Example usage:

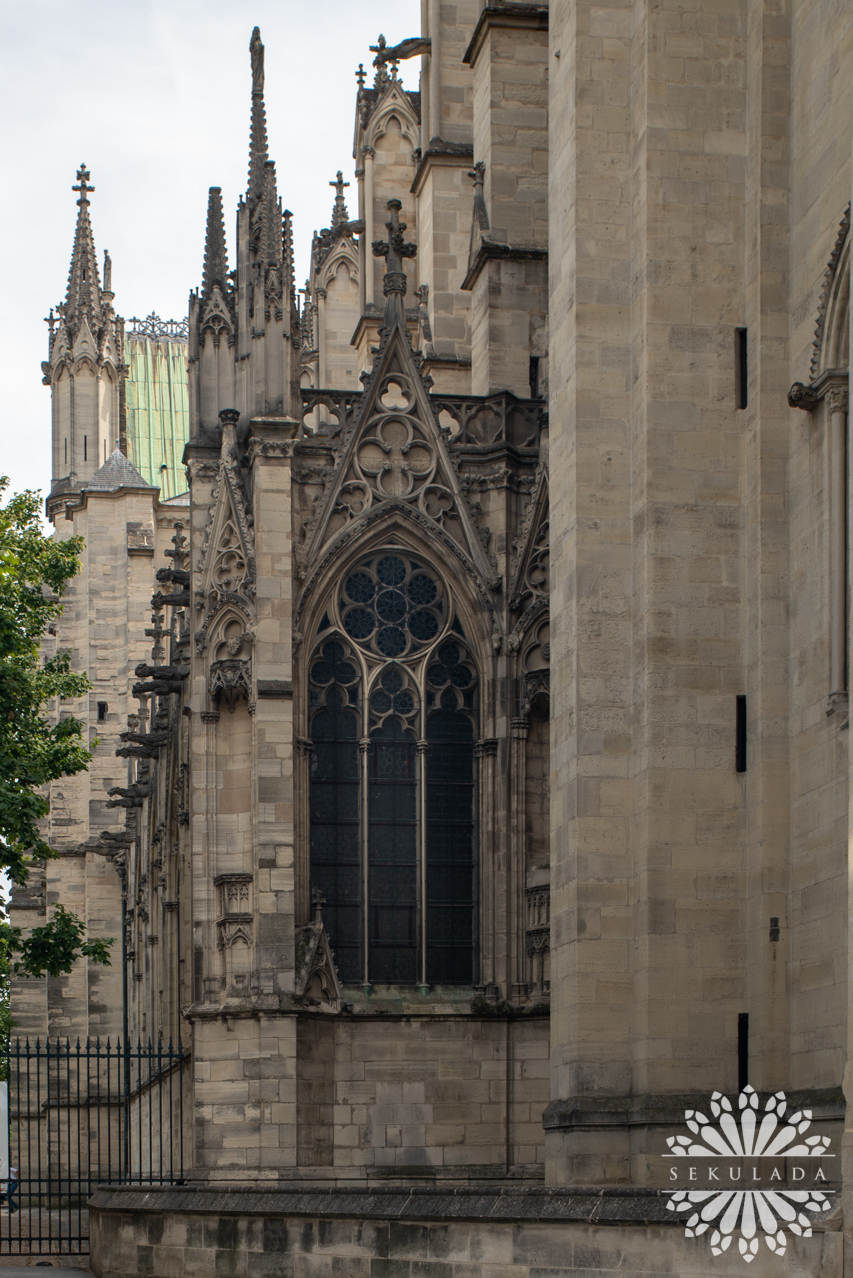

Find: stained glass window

[309,642,361,982]
[309,558,477,987]
[425,645,476,983]
[368,719,418,983]
[340,553,444,659]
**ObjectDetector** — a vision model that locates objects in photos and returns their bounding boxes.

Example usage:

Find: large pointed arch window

[309,551,476,986]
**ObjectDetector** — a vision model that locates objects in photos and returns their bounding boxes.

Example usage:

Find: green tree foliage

[0,479,113,1002]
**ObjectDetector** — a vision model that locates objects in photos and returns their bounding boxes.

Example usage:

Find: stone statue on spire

[250,26,264,95]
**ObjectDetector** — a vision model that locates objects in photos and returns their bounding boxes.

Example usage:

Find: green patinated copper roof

[124,325,189,500]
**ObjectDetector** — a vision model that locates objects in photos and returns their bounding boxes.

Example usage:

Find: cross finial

[372,199,417,273]
[329,170,351,230]
[355,63,366,89]
[73,164,94,206]
[330,171,350,200]
[372,199,417,312]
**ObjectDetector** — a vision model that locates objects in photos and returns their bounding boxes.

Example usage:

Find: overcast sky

[1,0,420,501]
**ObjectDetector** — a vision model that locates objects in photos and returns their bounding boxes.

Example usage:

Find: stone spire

[201,187,229,301]
[45,166,126,513]
[187,27,298,435]
[247,27,269,206]
[64,164,102,338]
[329,171,350,230]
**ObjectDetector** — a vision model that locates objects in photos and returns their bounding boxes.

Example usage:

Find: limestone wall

[296,1014,549,1173]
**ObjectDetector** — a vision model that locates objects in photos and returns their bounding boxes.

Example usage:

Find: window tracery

[341,552,444,658]
[308,552,478,987]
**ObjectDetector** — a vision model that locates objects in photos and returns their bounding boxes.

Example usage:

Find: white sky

[1,0,420,500]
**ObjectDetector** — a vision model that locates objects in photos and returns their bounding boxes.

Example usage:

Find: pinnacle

[202,187,229,300]
[64,163,103,332]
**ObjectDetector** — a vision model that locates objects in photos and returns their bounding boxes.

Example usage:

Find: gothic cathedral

[15,3,853,1275]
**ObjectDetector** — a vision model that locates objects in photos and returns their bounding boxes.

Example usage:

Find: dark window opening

[97,702,108,722]
[83,435,87,462]
[368,720,418,984]
[309,581,478,988]
[64,438,67,463]
[529,355,540,399]
[309,678,361,984]
[735,328,748,409]
[426,693,474,984]
[769,916,780,943]
[738,1012,749,1091]
[736,694,747,772]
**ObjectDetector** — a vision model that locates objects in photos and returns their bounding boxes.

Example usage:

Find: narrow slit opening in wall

[738,1012,749,1091]
[83,435,87,462]
[735,328,748,409]
[736,694,747,772]
[64,438,67,463]
[529,356,540,399]
[97,702,108,722]
[104,440,107,462]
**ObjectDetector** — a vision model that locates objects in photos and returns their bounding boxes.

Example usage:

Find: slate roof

[84,448,153,492]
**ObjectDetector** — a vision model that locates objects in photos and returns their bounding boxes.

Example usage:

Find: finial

[73,164,94,206]
[312,887,326,925]
[168,521,189,571]
[370,35,389,89]
[389,57,399,81]
[356,63,366,89]
[329,170,350,229]
[372,199,417,315]
[44,308,57,339]
[144,605,167,664]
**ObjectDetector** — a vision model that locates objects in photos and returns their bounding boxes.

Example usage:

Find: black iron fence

[3,1037,187,1256]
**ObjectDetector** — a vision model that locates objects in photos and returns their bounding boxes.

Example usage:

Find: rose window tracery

[340,553,445,658]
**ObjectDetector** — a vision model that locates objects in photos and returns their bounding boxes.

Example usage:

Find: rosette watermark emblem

[665,1085,833,1262]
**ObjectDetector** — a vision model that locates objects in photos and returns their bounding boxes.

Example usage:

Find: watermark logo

[665,1085,833,1261]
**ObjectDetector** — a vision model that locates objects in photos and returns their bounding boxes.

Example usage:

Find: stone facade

[15,0,853,1274]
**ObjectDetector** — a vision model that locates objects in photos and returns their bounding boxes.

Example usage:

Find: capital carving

[827,388,849,415]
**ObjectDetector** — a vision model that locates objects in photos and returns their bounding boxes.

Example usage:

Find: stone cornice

[461,240,548,291]
[87,1181,839,1224]
[543,1087,845,1130]
[411,141,475,198]
[463,5,549,67]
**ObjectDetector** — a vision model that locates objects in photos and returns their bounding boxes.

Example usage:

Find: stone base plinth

[88,1183,840,1278]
